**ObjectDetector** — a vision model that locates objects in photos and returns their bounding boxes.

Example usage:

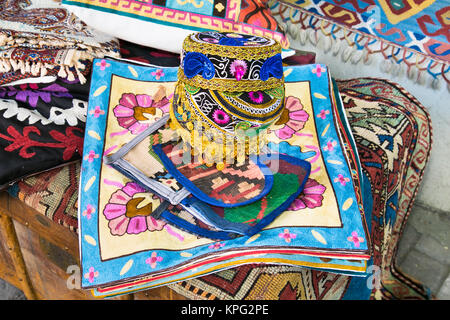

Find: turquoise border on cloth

[79,58,370,289]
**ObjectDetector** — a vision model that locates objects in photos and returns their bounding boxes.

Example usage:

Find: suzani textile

[0,0,120,84]
[0,77,89,189]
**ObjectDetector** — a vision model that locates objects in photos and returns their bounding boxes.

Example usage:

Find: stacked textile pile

[0,0,120,189]
[76,31,371,295]
[0,0,120,85]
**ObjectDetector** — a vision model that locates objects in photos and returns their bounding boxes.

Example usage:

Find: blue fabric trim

[180,196,252,235]
[159,210,238,240]
[343,172,373,300]
[331,78,365,196]
[152,144,274,208]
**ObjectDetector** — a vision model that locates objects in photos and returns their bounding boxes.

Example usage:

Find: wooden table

[0,191,186,300]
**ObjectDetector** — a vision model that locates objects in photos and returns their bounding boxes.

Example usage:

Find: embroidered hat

[170,31,285,168]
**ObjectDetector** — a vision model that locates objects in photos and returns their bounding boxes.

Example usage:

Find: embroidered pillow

[61,0,289,53]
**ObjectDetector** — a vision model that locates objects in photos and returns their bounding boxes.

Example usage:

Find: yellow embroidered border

[178,69,284,92]
[183,33,282,60]
[169,100,268,168]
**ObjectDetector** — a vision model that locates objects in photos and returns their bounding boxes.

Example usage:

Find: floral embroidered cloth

[78,57,370,297]
[0,77,90,189]
[0,0,120,85]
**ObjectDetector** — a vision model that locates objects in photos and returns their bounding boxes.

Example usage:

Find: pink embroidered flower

[347,231,364,247]
[96,59,110,71]
[212,109,231,125]
[84,150,99,163]
[103,182,166,236]
[82,204,95,220]
[151,69,165,80]
[317,109,330,119]
[323,140,337,152]
[230,60,247,81]
[278,229,297,243]
[89,106,105,118]
[113,92,169,135]
[288,179,326,210]
[146,252,163,268]
[274,96,309,140]
[312,64,326,77]
[147,216,166,231]
[84,267,99,283]
[248,91,264,104]
[209,242,225,250]
[334,174,350,186]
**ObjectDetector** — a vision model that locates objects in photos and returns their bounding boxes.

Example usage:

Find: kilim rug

[6,77,433,299]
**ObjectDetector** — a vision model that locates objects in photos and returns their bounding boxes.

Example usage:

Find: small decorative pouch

[104,114,311,239]
[152,143,311,240]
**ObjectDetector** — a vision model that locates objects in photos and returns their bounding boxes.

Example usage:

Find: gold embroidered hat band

[170,31,286,168]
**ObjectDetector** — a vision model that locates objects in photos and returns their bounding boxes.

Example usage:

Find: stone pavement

[0,279,25,300]
[396,202,450,299]
[1,199,449,300]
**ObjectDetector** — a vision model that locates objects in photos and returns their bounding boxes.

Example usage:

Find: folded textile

[77,57,370,297]
[0,60,92,86]
[0,76,90,189]
[4,76,432,300]
[0,0,120,85]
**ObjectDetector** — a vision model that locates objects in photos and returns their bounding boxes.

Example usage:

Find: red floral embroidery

[0,125,83,160]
